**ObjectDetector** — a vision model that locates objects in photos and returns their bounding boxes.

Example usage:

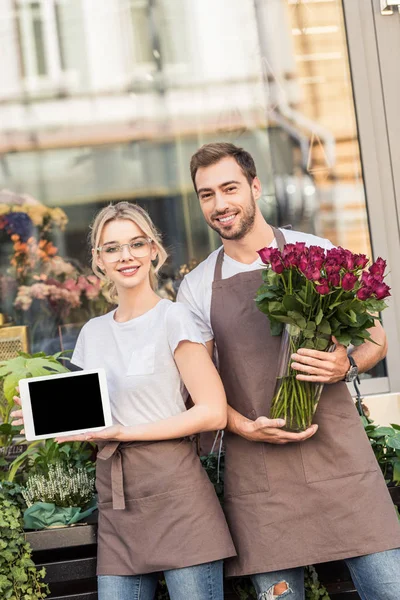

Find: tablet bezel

[19,368,113,441]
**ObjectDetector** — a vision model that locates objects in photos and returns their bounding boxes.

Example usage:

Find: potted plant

[0,482,49,599]
[0,351,71,481]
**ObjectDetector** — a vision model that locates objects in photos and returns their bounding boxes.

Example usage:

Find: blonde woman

[13,201,235,600]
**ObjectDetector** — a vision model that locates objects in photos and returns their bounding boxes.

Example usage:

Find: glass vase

[270,324,332,433]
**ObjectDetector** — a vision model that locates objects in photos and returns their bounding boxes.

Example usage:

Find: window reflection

[0,0,380,375]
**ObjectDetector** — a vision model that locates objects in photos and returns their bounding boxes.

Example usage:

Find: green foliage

[8,438,95,483]
[363,419,400,485]
[200,451,224,503]
[305,566,330,599]
[0,485,48,599]
[0,351,70,452]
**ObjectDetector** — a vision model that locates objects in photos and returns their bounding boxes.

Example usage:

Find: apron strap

[213,225,288,282]
[97,441,126,510]
[271,226,286,252]
[213,247,225,282]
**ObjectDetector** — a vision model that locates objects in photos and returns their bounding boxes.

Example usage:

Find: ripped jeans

[251,548,400,600]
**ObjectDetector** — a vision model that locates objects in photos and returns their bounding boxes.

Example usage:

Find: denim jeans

[251,548,400,600]
[97,559,224,600]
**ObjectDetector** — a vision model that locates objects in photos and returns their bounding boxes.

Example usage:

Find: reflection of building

[0,0,368,269]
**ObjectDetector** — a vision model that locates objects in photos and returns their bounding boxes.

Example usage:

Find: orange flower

[11,234,20,242]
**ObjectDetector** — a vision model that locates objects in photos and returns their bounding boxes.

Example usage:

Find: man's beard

[207,193,256,240]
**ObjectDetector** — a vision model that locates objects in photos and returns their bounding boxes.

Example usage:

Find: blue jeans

[97,559,224,600]
[251,548,400,599]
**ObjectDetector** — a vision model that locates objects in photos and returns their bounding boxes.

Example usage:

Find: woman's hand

[55,425,123,444]
[10,389,25,435]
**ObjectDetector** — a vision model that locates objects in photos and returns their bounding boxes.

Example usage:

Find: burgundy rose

[342,273,358,291]
[294,242,306,254]
[328,272,340,287]
[282,245,298,268]
[298,254,309,273]
[270,258,284,274]
[341,249,356,271]
[374,282,391,300]
[325,262,341,277]
[304,266,321,281]
[369,257,386,278]
[315,278,330,295]
[361,272,375,288]
[353,254,368,269]
[356,287,372,301]
[326,247,345,265]
[308,246,326,269]
[257,247,275,264]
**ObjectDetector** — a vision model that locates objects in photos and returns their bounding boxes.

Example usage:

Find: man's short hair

[190,142,257,191]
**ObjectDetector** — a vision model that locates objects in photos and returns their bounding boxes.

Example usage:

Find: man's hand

[238,416,318,444]
[290,337,349,384]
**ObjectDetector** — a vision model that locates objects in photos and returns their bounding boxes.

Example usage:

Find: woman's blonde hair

[90,202,168,303]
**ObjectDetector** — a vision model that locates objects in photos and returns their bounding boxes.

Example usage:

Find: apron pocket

[300,408,378,484]
[224,434,270,498]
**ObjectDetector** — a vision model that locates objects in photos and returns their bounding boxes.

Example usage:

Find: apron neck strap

[213,226,287,282]
[271,226,286,251]
[214,247,225,282]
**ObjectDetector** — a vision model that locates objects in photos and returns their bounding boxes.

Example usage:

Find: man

[177,142,400,600]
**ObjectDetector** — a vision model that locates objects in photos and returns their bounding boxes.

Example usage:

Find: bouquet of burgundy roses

[255,243,390,432]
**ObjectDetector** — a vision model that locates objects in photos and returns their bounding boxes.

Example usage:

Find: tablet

[19,368,112,441]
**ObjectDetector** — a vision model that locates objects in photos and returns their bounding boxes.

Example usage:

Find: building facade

[0,0,399,420]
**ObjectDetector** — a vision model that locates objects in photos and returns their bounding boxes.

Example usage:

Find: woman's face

[96,219,157,293]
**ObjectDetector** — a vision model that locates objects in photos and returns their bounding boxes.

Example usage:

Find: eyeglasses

[97,237,152,263]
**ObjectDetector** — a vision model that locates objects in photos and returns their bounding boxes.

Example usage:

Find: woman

[12,201,236,600]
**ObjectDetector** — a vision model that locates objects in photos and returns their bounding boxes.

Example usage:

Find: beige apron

[95,437,236,576]
[210,227,400,578]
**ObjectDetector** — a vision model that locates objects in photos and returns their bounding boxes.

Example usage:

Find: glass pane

[0,0,384,381]
[31,2,47,76]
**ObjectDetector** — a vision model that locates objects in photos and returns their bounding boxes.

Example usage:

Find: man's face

[195,156,260,240]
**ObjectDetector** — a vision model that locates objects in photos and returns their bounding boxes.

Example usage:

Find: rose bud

[342,273,358,291]
[353,254,368,269]
[374,282,391,300]
[257,247,274,264]
[298,255,309,273]
[304,266,321,281]
[315,278,330,295]
[328,273,341,287]
[270,258,284,274]
[369,257,386,278]
[356,286,372,301]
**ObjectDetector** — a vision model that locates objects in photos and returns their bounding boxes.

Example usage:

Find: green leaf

[390,423,400,431]
[317,319,331,335]
[305,321,316,331]
[373,427,396,437]
[270,320,284,336]
[315,308,324,326]
[282,295,303,313]
[386,436,400,450]
[268,301,284,314]
[335,332,352,346]
[287,311,307,329]
[315,337,330,351]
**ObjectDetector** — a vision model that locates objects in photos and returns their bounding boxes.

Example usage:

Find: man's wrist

[344,355,359,382]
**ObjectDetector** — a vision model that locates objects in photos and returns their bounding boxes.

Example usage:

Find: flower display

[255,244,391,431]
[0,202,68,231]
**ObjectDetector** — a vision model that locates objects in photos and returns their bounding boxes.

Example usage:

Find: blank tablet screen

[29,373,105,435]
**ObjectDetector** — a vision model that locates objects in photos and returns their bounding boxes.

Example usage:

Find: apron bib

[95,438,236,575]
[210,228,400,577]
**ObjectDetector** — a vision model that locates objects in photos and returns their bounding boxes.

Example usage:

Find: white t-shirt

[71,299,205,426]
[177,228,334,342]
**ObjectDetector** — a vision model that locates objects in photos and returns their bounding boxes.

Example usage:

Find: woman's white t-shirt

[71,299,205,426]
